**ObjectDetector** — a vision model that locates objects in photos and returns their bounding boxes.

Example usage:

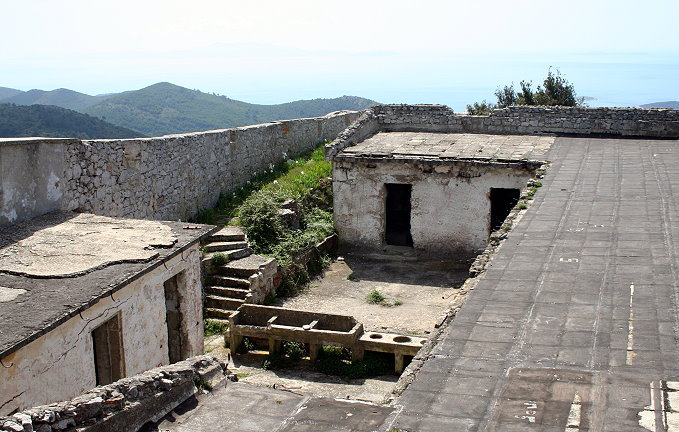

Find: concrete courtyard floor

[277,256,469,335]
[204,257,468,402]
[154,135,679,431]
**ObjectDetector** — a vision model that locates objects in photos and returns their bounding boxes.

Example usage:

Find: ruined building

[1,105,679,431]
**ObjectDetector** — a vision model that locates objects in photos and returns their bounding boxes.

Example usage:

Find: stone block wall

[0,355,230,432]
[0,111,360,226]
[326,104,679,157]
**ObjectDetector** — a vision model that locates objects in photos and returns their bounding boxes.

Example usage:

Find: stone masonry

[0,111,360,226]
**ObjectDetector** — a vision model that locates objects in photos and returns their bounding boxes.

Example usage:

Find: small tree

[466,68,585,114]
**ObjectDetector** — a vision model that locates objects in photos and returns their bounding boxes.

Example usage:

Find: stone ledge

[0,355,234,432]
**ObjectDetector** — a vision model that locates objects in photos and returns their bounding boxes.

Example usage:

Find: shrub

[212,252,229,266]
[239,191,284,253]
[237,337,255,354]
[281,341,306,362]
[367,289,386,304]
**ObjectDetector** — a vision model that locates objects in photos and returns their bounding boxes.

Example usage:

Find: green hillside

[83,82,376,136]
[0,104,143,139]
[0,88,111,111]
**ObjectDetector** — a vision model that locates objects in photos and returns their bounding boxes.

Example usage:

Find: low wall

[326,104,679,157]
[0,111,360,226]
[0,355,230,432]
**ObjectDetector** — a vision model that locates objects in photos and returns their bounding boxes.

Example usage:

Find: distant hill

[0,104,143,139]
[0,87,23,100]
[0,88,112,111]
[639,101,679,109]
[82,82,377,136]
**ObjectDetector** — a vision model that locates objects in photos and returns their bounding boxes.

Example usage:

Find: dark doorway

[490,188,520,231]
[92,313,125,386]
[385,183,413,247]
[164,272,186,364]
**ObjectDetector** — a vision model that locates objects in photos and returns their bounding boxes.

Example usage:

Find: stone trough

[228,304,427,373]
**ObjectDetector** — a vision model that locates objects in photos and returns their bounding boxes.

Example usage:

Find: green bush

[212,252,229,266]
[281,341,306,362]
[261,341,307,369]
[237,337,255,354]
[367,289,386,304]
[239,191,284,253]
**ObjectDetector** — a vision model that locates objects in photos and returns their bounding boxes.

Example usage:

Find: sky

[2,0,678,111]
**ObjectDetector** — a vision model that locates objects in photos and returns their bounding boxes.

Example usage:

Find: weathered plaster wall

[326,105,679,157]
[0,139,75,225]
[0,245,203,415]
[0,111,360,226]
[333,160,532,260]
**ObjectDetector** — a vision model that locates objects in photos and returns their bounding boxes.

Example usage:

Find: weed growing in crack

[367,289,386,304]
[203,319,229,337]
[211,252,229,266]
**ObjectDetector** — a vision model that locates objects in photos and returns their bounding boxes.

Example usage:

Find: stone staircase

[202,227,276,322]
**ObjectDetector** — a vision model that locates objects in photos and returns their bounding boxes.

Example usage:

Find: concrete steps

[204,241,249,253]
[214,255,276,279]
[201,226,275,321]
[205,307,236,320]
[208,227,247,243]
[207,275,251,289]
[205,286,249,299]
[204,247,253,262]
[206,295,245,311]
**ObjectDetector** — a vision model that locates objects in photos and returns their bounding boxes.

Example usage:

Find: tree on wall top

[467,68,585,115]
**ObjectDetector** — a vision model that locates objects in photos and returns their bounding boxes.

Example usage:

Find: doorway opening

[385,183,413,247]
[92,313,125,386]
[490,188,520,232]
[164,271,186,364]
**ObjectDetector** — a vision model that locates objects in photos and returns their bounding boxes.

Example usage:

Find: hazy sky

[2,0,678,109]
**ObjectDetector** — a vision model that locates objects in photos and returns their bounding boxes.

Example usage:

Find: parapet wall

[0,111,360,226]
[326,104,679,158]
[0,355,229,432]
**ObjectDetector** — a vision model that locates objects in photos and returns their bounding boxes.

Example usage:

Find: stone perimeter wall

[0,355,230,432]
[0,111,360,226]
[326,104,679,158]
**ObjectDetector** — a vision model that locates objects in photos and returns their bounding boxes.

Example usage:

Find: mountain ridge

[81,82,376,136]
[0,82,377,137]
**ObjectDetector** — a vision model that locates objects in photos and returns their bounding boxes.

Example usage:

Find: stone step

[205,286,249,299]
[205,308,236,320]
[209,227,246,243]
[206,275,250,289]
[204,318,230,327]
[203,248,253,264]
[204,241,249,253]
[205,295,245,310]
[213,254,276,278]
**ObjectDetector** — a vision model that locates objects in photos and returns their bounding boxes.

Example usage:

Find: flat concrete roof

[391,136,679,431]
[0,212,217,359]
[337,132,554,162]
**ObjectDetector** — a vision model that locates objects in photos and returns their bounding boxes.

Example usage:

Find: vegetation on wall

[197,144,336,295]
[467,68,585,115]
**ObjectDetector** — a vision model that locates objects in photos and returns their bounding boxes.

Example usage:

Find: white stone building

[0,212,215,415]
